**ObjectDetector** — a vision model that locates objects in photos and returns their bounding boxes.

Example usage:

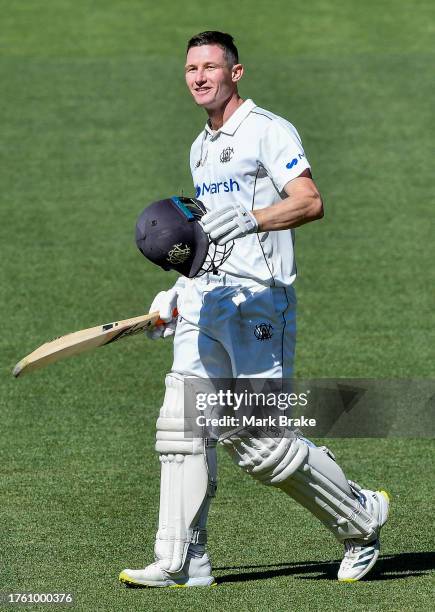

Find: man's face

[185,44,242,110]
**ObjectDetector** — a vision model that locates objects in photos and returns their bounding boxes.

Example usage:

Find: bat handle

[155,308,178,327]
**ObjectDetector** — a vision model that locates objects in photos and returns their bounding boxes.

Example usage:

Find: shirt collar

[204,99,256,137]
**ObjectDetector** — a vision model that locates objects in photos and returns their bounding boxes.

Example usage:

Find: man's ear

[232,63,244,83]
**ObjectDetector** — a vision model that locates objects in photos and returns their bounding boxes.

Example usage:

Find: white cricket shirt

[190,99,311,287]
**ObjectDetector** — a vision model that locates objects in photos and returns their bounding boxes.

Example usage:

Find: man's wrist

[252,209,262,233]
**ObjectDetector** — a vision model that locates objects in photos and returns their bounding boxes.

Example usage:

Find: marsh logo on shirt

[195,178,240,198]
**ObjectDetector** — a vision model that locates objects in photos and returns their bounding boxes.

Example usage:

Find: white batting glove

[146,278,185,340]
[201,202,258,245]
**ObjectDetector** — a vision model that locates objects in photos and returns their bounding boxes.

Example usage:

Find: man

[120,31,389,588]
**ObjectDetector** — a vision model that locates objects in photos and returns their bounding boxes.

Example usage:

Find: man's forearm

[254,176,324,232]
[254,190,324,232]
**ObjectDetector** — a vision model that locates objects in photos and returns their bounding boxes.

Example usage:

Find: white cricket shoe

[338,489,390,582]
[119,552,216,588]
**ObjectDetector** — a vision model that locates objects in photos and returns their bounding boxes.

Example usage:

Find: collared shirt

[190,99,310,287]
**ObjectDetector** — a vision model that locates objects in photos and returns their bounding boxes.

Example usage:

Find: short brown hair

[187,31,239,67]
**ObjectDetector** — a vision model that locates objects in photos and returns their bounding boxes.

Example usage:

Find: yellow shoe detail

[338,578,358,583]
[119,571,136,584]
[379,490,390,502]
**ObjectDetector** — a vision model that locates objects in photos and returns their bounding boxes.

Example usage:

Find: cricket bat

[13,310,174,378]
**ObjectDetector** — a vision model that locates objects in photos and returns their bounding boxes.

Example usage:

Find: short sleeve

[259,119,310,193]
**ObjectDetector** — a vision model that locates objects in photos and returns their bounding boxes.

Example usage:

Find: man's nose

[195,69,206,84]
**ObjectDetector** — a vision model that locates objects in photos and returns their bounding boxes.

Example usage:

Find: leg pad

[154,374,216,573]
[222,431,381,542]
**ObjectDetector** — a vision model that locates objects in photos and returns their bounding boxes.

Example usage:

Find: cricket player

[120,31,389,587]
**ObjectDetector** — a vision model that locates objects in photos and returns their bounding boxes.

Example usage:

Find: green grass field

[1,1,434,610]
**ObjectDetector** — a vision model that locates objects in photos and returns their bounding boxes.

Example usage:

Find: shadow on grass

[215,551,435,584]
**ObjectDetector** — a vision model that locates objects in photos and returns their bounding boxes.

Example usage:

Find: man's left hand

[201,202,258,245]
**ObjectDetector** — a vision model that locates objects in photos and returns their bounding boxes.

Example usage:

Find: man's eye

[206,66,217,70]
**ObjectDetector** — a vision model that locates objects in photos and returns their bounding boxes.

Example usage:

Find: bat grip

[155,307,178,327]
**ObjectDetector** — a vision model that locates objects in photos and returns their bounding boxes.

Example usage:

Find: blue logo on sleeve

[195,178,240,198]
[286,153,305,169]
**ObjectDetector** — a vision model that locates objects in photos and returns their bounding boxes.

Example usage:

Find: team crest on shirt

[220,147,234,163]
[167,243,191,265]
[254,323,273,341]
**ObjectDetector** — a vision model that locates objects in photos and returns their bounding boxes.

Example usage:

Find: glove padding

[201,202,258,245]
[146,280,184,340]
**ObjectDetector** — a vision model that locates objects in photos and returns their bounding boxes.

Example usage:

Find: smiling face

[185,44,243,111]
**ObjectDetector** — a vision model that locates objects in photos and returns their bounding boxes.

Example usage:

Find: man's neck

[207,94,244,131]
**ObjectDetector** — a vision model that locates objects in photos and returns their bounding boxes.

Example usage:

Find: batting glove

[201,202,258,245]
[146,278,184,340]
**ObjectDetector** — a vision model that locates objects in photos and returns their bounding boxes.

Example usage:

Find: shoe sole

[338,490,390,583]
[119,571,217,588]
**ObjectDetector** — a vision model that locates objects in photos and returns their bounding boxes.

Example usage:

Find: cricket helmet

[135,196,233,278]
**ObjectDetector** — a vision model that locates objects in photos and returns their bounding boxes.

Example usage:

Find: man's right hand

[146,280,184,340]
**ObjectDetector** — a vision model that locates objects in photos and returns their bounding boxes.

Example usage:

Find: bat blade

[13,311,162,378]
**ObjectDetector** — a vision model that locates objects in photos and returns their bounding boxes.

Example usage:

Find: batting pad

[154,373,217,573]
[222,433,382,542]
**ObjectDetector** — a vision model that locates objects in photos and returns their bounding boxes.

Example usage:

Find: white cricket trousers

[172,272,296,379]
